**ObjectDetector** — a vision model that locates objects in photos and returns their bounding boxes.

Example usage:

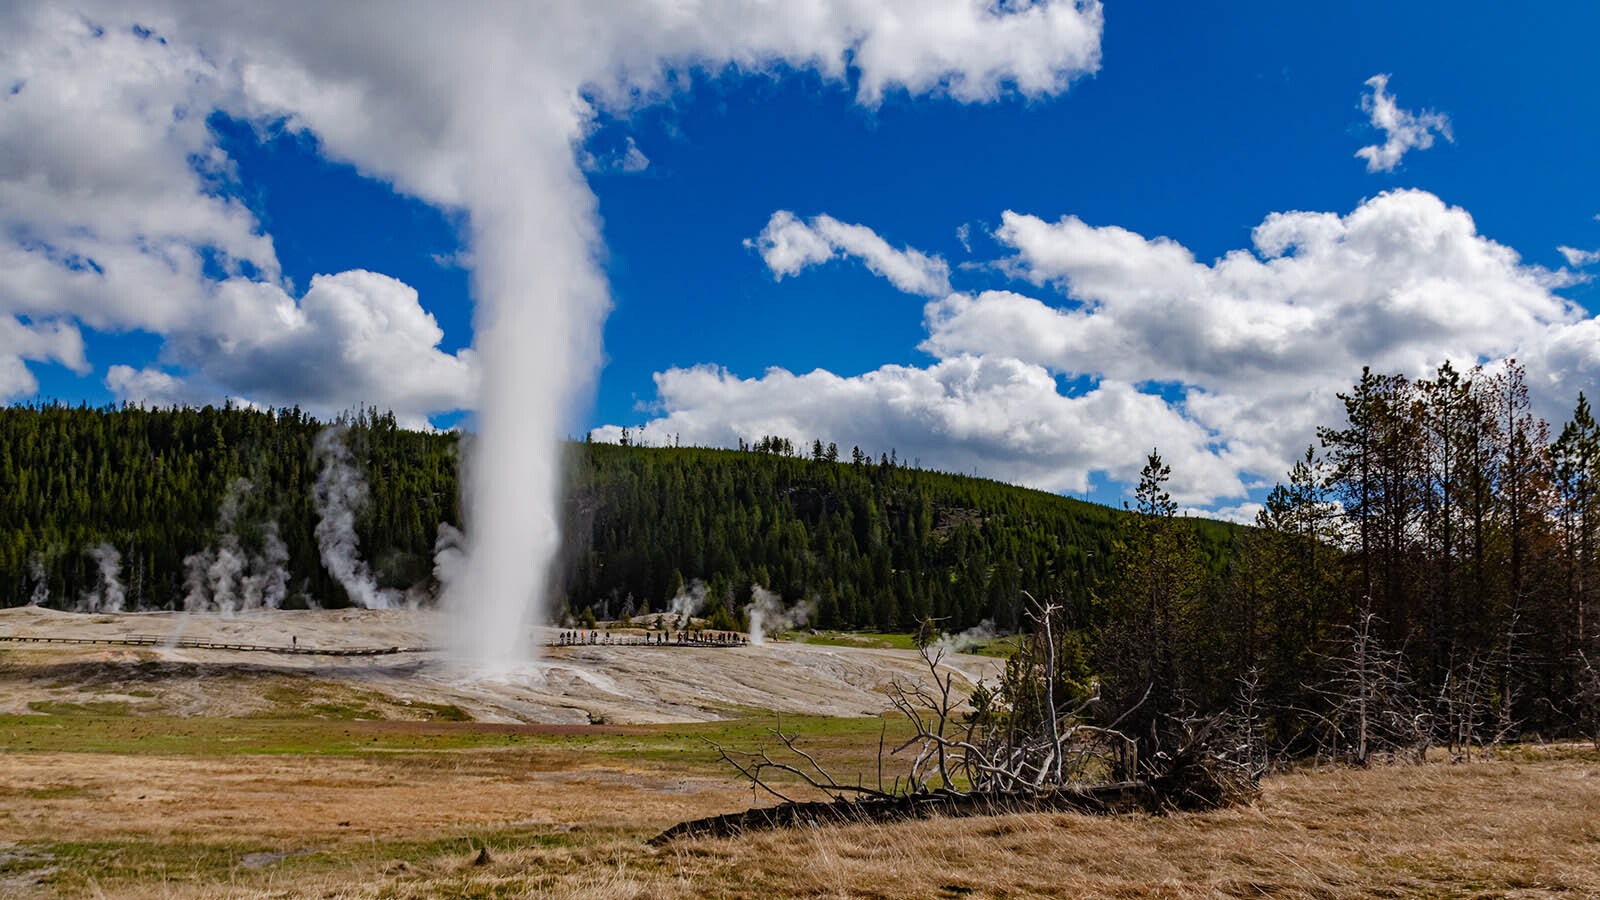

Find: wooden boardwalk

[0,632,750,656]
[548,634,747,649]
[0,633,427,657]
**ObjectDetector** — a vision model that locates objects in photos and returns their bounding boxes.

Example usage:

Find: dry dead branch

[669,595,1258,843]
[1303,602,1431,766]
[1574,650,1600,750]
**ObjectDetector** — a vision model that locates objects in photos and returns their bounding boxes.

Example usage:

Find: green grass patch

[414,701,473,722]
[791,630,918,650]
[9,821,604,894]
[305,701,383,719]
[0,709,909,772]
[26,700,134,716]
[1493,742,1600,764]
[792,629,1019,657]
[968,634,1024,658]
[0,715,532,755]
[6,838,273,894]
[257,682,388,719]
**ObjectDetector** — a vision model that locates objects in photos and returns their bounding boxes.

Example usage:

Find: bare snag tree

[891,596,1138,795]
[1305,601,1431,766]
[663,595,1258,843]
[710,598,1135,806]
[1573,650,1600,751]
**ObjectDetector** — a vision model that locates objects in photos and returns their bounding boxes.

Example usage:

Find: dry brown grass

[0,744,759,848]
[4,621,1598,898]
[4,745,1599,899]
[619,756,1600,899]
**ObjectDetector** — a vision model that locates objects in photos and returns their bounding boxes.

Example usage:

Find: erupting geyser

[25,1,1103,671]
[423,3,1102,668]
[442,138,610,670]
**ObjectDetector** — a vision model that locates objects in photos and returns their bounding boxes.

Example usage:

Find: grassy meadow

[2,698,1598,898]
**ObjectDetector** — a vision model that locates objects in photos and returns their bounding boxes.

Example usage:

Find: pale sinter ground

[0,606,1001,725]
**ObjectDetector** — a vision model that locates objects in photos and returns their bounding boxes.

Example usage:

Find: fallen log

[649,782,1159,845]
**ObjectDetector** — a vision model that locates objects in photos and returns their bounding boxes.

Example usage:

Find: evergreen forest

[1,402,1211,629]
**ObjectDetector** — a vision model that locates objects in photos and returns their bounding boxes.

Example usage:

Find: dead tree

[1574,650,1600,750]
[879,606,1134,796]
[1230,665,1271,775]
[710,603,1134,805]
[1432,609,1528,762]
[1304,602,1431,765]
[1146,711,1263,811]
[1435,652,1495,762]
[678,595,1257,842]
[709,713,899,805]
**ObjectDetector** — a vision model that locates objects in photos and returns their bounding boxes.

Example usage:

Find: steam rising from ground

[78,543,125,613]
[745,586,812,645]
[934,619,998,656]
[431,523,466,596]
[26,552,49,607]
[667,580,710,628]
[312,428,398,610]
[183,479,290,614]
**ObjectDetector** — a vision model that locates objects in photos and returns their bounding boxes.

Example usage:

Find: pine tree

[1096,450,1211,761]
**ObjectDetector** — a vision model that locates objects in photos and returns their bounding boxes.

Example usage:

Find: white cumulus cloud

[109,271,477,425]
[749,211,952,297]
[0,9,477,420]
[591,357,1243,503]
[941,190,1592,486]
[1355,73,1452,173]
[0,316,88,401]
[0,1,1104,417]
[1558,246,1600,268]
[978,191,1574,391]
[600,190,1600,508]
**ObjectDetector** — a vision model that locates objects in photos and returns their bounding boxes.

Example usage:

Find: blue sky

[4,1,1599,514]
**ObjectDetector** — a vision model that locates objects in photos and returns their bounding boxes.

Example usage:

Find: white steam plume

[744,585,812,645]
[241,521,290,611]
[182,478,292,614]
[446,123,611,668]
[667,579,709,628]
[185,539,245,612]
[79,543,125,613]
[26,552,48,607]
[431,522,466,595]
[933,619,997,656]
[312,427,399,610]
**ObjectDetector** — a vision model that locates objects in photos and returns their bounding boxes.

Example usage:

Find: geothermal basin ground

[0,606,1001,725]
[3,607,1600,899]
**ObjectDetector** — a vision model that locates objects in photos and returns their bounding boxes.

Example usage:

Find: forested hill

[564,442,1221,631]
[0,404,1232,627]
[0,403,458,612]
